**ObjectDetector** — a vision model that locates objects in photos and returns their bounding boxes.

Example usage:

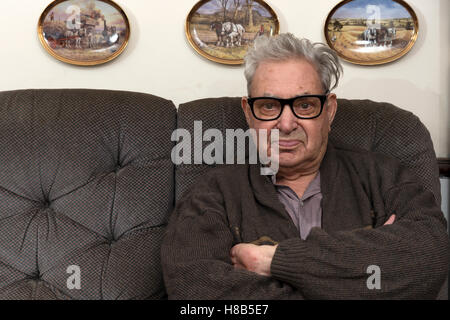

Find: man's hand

[384,214,395,225]
[230,243,278,276]
[230,215,395,276]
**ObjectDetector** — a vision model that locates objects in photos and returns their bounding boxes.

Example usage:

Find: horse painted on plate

[210,21,245,47]
[210,22,226,47]
[362,26,396,47]
[222,22,245,47]
[63,30,74,48]
[381,27,396,47]
[363,27,377,47]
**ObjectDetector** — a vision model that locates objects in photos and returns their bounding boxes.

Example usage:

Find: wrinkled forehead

[250,58,323,97]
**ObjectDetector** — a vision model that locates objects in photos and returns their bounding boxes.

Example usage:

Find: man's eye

[263,103,275,109]
[300,103,312,109]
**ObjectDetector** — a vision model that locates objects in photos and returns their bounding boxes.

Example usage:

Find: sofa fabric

[0,89,444,299]
[175,97,249,201]
[0,89,176,299]
[176,97,441,206]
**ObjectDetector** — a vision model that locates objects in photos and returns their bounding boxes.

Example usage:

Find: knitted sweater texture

[161,143,449,299]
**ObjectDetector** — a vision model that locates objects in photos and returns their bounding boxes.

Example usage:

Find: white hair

[244,33,343,95]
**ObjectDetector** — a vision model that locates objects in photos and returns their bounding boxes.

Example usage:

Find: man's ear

[241,97,252,125]
[325,93,338,130]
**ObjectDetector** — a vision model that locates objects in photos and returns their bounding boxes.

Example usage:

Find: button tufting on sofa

[0,89,446,299]
[0,89,176,300]
[42,200,51,209]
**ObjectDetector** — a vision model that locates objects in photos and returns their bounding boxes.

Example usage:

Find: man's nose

[276,105,298,133]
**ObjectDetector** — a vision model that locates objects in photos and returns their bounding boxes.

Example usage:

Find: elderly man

[161,33,449,299]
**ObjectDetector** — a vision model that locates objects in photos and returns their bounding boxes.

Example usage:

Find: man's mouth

[278,139,301,148]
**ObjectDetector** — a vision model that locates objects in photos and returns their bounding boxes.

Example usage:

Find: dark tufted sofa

[0,89,446,299]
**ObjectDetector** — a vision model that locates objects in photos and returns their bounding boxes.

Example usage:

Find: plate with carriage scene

[324,0,418,65]
[38,0,130,66]
[186,0,280,65]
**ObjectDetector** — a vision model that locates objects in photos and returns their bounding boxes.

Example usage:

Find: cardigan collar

[249,141,340,233]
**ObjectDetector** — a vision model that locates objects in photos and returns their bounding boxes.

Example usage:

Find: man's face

[242,58,337,173]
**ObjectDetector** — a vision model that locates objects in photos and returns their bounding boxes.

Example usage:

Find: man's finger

[230,244,242,258]
[233,263,246,270]
[384,214,396,226]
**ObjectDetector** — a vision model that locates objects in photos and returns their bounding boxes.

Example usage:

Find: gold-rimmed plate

[324,0,419,65]
[38,0,130,66]
[186,0,280,65]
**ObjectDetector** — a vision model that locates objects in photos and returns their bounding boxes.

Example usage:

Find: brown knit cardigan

[161,143,449,299]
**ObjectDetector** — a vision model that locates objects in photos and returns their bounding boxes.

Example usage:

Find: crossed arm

[161,190,306,300]
[231,215,397,277]
[162,165,449,299]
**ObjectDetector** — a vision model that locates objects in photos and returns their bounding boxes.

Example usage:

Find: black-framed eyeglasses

[247,92,329,121]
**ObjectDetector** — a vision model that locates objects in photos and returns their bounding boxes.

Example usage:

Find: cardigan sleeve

[270,159,449,299]
[161,172,305,300]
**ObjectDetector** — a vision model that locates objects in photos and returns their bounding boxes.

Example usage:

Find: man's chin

[278,154,305,168]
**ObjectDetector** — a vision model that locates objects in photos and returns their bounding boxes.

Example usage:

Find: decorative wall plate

[324,0,418,65]
[38,0,130,66]
[186,0,280,65]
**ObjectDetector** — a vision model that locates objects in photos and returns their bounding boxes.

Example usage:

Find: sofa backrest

[0,89,443,299]
[176,97,441,206]
[0,89,176,299]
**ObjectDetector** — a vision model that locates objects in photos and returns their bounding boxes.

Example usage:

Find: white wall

[0,0,448,157]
